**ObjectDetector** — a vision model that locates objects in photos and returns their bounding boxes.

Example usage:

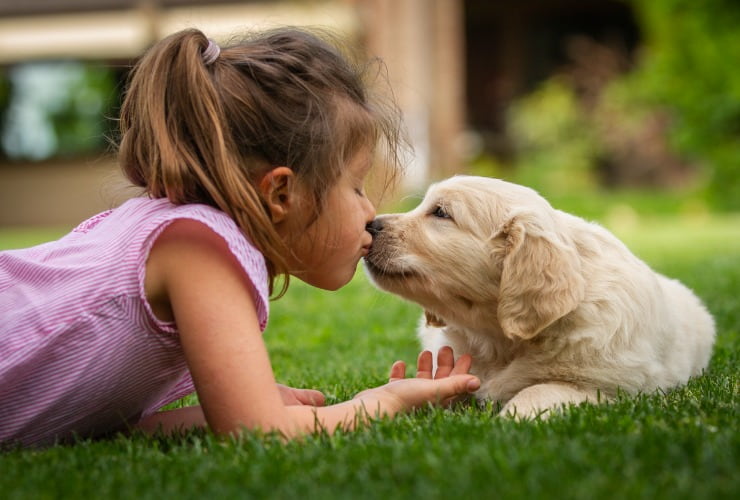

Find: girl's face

[288,152,377,290]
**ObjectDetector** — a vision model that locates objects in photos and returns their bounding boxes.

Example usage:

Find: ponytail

[119,29,289,294]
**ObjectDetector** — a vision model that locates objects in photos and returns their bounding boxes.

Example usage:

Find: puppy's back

[556,209,716,390]
[655,274,715,380]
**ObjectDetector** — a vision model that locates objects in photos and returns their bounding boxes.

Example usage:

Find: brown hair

[118,27,406,296]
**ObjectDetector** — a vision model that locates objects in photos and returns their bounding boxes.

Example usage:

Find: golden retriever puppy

[365,176,715,418]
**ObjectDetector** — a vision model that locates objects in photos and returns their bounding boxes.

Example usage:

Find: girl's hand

[277,384,326,407]
[352,346,479,416]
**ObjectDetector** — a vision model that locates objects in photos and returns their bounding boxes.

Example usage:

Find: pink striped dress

[0,197,269,447]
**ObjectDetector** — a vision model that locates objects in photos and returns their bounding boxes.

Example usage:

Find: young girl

[0,27,479,447]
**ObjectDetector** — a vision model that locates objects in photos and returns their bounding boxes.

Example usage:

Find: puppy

[365,176,715,418]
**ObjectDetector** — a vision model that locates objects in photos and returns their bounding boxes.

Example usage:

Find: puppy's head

[364,176,585,340]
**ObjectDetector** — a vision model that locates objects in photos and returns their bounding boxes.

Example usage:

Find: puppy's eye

[431,205,451,219]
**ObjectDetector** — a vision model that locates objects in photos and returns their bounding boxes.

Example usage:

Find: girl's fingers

[298,388,326,406]
[389,360,406,382]
[279,385,327,406]
[450,353,472,376]
[434,346,455,379]
[434,374,481,401]
[391,349,474,384]
[416,350,434,379]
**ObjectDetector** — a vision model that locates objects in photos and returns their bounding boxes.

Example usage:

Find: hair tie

[202,39,220,65]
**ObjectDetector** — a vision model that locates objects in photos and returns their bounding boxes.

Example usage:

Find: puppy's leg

[500,383,600,420]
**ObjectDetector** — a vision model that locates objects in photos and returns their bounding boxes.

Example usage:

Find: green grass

[1,215,738,499]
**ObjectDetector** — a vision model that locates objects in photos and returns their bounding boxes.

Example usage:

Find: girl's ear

[259,167,295,223]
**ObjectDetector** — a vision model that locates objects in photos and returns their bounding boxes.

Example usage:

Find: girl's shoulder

[16,197,270,328]
[113,198,270,325]
[78,197,247,252]
[67,197,259,266]
[74,197,234,236]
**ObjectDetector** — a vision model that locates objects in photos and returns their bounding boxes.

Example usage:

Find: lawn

[0,213,738,499]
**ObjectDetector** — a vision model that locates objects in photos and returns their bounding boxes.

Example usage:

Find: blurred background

[0,0,738,227]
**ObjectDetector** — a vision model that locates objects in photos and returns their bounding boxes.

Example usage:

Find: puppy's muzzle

[366,218,384,239]
[364,218,393,275]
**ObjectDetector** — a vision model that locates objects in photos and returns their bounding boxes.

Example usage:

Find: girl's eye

[431,205,451,219]
[355,188,365,197]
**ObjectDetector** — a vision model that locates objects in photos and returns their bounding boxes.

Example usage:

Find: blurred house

[0,0,637,226]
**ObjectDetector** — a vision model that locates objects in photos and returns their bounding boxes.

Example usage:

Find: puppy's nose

[366,218,384,237]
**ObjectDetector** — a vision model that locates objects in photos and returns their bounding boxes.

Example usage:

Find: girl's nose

[364,198,376,224]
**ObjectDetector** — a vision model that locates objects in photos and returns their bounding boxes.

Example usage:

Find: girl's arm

[136,383,325,434]
[141,220,478,439]
[137,348,474,436]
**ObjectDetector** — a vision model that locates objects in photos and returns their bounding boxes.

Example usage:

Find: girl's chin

[296,268,355,291]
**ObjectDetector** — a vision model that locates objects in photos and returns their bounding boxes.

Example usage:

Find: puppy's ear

[497,211,585,340]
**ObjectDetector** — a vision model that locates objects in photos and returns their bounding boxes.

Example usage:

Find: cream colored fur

[365,176,715,419]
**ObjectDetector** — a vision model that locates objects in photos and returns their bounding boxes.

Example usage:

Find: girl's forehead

[347,149,373,175]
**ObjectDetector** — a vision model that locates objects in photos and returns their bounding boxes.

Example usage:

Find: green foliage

[477,0,740,211]
[476,66,709,208]
[0,62,118,162]
[507,78,600,194]
[0,219,738,498]
[623,0,740,209]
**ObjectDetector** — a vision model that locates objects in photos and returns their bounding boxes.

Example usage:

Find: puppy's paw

[499,383,598,420]
[499,396,552,421]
